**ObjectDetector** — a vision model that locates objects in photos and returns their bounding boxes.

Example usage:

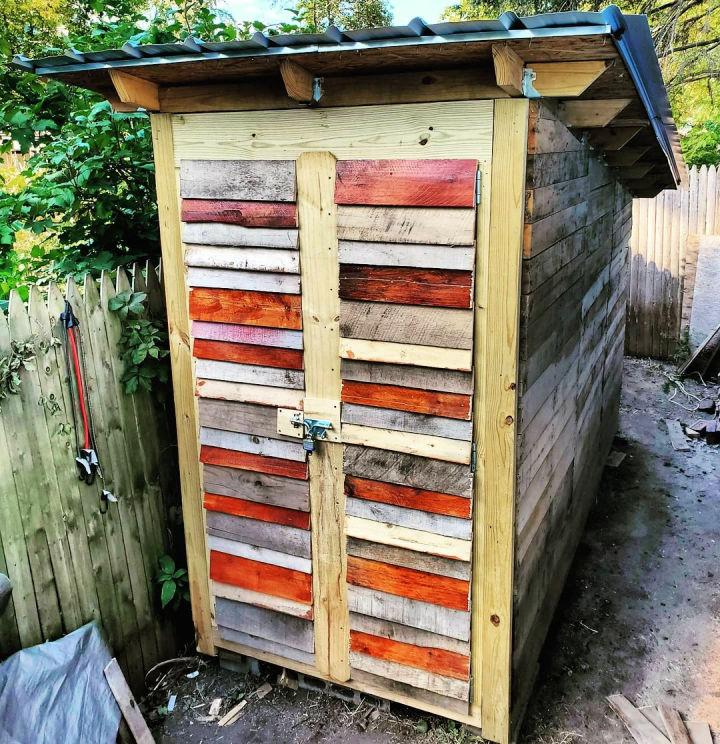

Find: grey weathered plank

[216,597,314,652]
[346,537,471,580]
[341,403,473,441]
[346,498,472,540]
[195,359,305,389]
[199,399,296,441]
[185,246,299,273]
[341,359,474,395]
[192,321,303,349]
[180,159,296,201]
[182,223,299,249]
[187,268,301,293]
[337,206,476,246]
[340,301,473,350]
[206,513,311,558]
[208,535,311,573]
[200,427,306,462]
[348,586,470,641]
[350,612,470,655]
[203,464,310,512]
[339,241,475,271]
[344,445,473,498]
[217,625,315,666]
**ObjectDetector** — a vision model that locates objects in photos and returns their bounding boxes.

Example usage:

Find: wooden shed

[20,8,683,742]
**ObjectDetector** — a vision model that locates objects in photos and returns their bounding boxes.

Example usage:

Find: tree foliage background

[0,0,718,300]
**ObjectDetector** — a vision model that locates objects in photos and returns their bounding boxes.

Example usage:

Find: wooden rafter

[280,59,321,104]
[588,126,642,151]
[604,146,651,167]
[558,99,633,128]
[109,69,160,110]
[615,162,654,179]
[492,44,525,97]
[531,60,609,97]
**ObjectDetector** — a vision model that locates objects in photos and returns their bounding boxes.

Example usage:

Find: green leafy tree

[294,0,392,31]
[681,121,720,166]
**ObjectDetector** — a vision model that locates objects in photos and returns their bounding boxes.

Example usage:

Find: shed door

[183,155,478,713]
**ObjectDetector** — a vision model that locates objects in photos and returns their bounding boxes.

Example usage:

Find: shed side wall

[512,101,632,716]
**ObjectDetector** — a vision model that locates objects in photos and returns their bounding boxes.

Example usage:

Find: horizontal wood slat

[189,288,302,330]
[199,399,297,441]
[192,321,303,349]
[187,268,301,294]
[339,338,473,371]
[337,206,476,246]
[339,241,475,271]
[345,476,471,519]
[341,403,472,440]
[207,535,311,573]
[217,625,316,666]
[347,556,469,611]
[185,246,299,274]
[207,513,310,558]
[335,160,477,208]
[210,551,312,604]
[204,493,310,530]
[339,265,472,308]
[196,379,304,409]
[195,360,304,389]
[200,445,308,480]
[182,199,297,227]
[213,581,314,620]
[350,630,470,681]
[340,359,473,395]
[180,159,296,201]
[342,380,471,420]
[200,427,306,462]
[183,223,299,249]
[194,339,304,370]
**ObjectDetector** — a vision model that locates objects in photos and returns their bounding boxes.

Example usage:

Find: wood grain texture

[339,338,473,371]
[348,585,470,641]
[204,492,310,530]
[200,445,308,480]
[344,445,473,498]
[340,301,473,349]
[351,630,470,681]
[182,199,297,227]
[207,512,310,558]
[195,360,304,389]
[200,427,306,462]
[209,551,312,604]
[346,516,472,562]
[207,534,311,573]
[185,246,299,273]
[194,339,303,370]
[189,288,302,329]
[183,223,299,249]
[339,241,475,271]
[342,423,472,465]
[340,359,473,395]
[658,706,692,744]
[337,206,476,246]
[199,398,297,441]
[341,403,472,440]
[339,265,472,308]
[607,696,671,744]
[196,379,304,409]
[203,464,310,511]
[335,160,477,208]
[216,597,314,652]
[187,268,300,294]
[213,580,314,619]
[192,321,303,349]
[180,159,296,201]
[345,476,471,519]
[217,625,316,666]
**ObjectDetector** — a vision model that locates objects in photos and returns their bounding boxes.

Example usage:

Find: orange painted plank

[344,476,471,519]
[347,556,470,611]
[189,288,302,330]
[182,199,297,227]
[200,446,309,480]
[341,380,472,421]
[335,160,477,207]
[193,339,304,370]
[340,265,473,309]
[350,630,470,680]
[204,492,310,530]
[210,551,312,604]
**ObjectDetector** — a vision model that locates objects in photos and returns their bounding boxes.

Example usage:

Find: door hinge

[475,170,482,206]
[470,442,477,473]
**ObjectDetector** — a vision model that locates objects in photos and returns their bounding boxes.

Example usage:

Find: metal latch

[289,412,333,453]
[522,67,541,99]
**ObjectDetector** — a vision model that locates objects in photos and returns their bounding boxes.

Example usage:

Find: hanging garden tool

[60,300,116,511]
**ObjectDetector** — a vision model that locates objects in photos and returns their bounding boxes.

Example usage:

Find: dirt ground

[146,358,720,743]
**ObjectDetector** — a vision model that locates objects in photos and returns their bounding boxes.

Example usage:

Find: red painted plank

[182,199,297,227]
[210,551,312,604]
[341,380,472,420]
[193,339,304,370]
[204,492,310,530]
[350,630,470,681]
[200,446,309,480]
[189,288,302,329]
[347,556,470,611]
[340,265,473,309]
[345,476,471,519]
[335,160,477,208]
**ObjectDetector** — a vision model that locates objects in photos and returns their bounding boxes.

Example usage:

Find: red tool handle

[67,326,91,450]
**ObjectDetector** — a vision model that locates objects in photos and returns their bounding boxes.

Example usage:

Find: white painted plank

[208,535,312,573]
[183,223,298,249]
[187,268,301,293]
[339,240,475,270]
[195,359,305,389]
[340,338,473,371]
[185,245,299,273]
[212,580,313,619]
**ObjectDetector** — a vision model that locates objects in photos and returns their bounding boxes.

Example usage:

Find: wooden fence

[626,164,720,359]
[0,263,179,691]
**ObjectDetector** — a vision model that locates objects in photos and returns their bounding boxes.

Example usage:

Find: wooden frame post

[150,114,214,654]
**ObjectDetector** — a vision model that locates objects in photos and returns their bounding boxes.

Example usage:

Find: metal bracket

[311,77,323,104]
[475,170,482,206]
[521,67,541,99]
[289,412,333,453]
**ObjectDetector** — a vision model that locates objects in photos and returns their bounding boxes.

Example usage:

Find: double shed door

[184,151,483,715]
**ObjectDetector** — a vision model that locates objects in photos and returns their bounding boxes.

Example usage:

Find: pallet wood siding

[513,101,632,715]
[337,159,477,710]
[0,265,178,692]
[182,159,316,665]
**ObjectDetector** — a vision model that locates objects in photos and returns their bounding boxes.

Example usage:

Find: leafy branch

[157,554,189,610]
[0,338,36,407]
